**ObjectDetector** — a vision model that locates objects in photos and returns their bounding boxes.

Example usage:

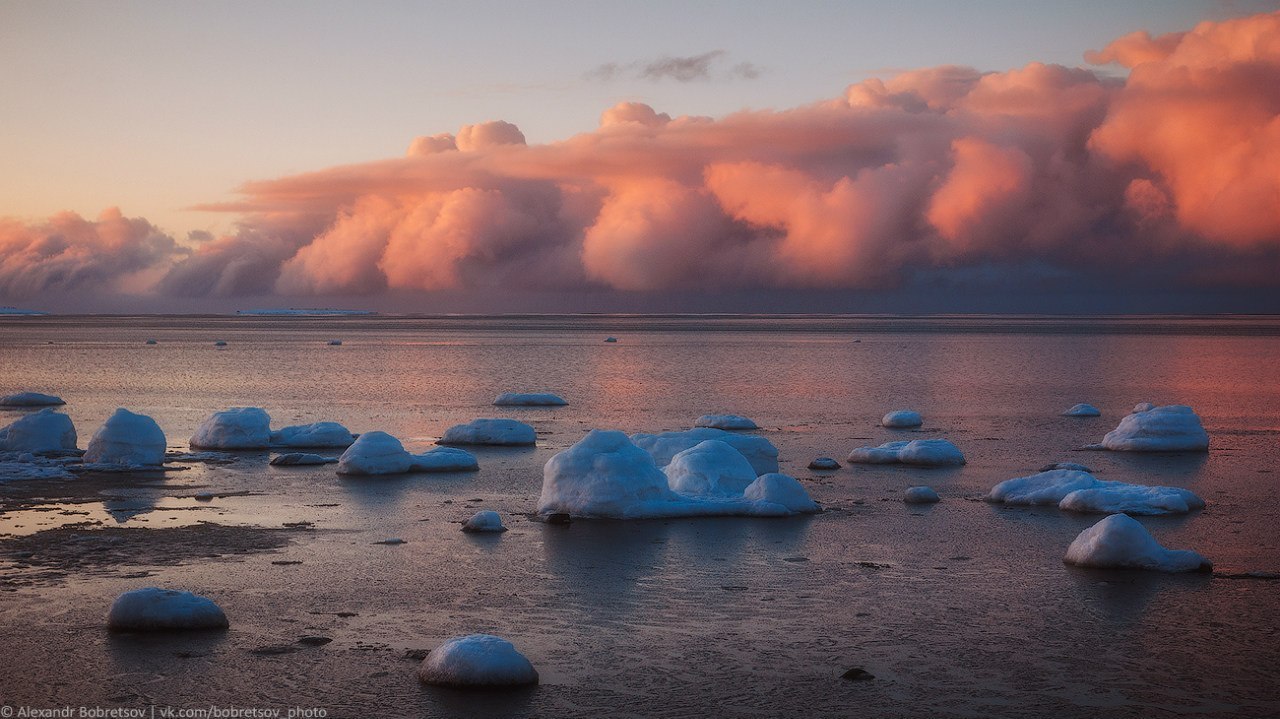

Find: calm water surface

[1,315,1278,718]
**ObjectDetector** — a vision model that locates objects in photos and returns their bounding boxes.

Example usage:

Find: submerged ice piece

[107,587,229,631]
[337,431,478,475]
[190,407,272,449]
[1062,403,1101,417]
[439,418,537,446]
[0,391,65,407]
[1100,404,1209,452]
[881,410,923,428]
[1064,514,1211,572]
[270,453,336,466]
[631,427,780,475]
[0,408,77,453]
[694,414,759,430]
[846,438,965,467]
[417,634,538,687]
[270,421,355,448]
[903,486,940,504]
[493,392,568,407]
[84,408,166,466]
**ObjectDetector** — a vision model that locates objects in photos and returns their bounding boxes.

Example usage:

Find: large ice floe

[493,392,567,407]
[337,431,478,475]
[440,419,536,446]
[190,407,271,449]
[84,409,166,466]
[846,439,965,467]
[987,469,1204,515]
[0,408,77,453]
[881,410,923,428]
[537,430,817,519]
[694,414,759,430]
[1099,404,1209,452]
[1064,514,1211,572]
[270,422,355,448]
[417,634,538,687]
[631,428,779,475]
[1062,403,1101,417]
[0,391,65,407]
[107,587,229,631]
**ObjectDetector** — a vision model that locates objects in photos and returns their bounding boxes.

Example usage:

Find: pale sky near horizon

[3,0,1275,241]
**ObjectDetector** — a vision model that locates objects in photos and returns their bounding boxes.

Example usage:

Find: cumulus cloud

[589,50,761,83]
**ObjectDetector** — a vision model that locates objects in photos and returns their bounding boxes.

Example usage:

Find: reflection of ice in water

[102,496,158,523]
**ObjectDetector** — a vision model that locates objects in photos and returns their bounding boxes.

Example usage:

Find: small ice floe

[1099,404,1209,452]
[664,440,757,498]
[538,430,818,519]
[107,588,228,631]
[417,634,538,687]
[881,410,923,428]
[987,469,1204,515]
[604,337,618,343]
[337,431,478,475]
[462,510,508,533]
[631,428,779,475]
[846,439,965,467]
[808,457,841,470]
[327,340,342,346]
[493,392,568,407]
[145,339,158,345]
[1062,403,1101,417]
[1038,461,1093,473]
[270,453,337,466]
[190,407,272,449]
[439,419,536,446]
[0,454,75,482]
[270,422,355,448]
[1133,402,1156,413]
[903,486,940,504]
[694,414,759,430]
[214,340,228,347]
[1064,514,1211,572]
[84,409,166,466]
[0,391,65,407]
[0,408,77,452]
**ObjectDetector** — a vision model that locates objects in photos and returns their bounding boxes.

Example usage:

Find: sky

[1,0,1278,313]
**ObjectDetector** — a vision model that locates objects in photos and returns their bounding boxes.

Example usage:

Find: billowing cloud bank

[3,11,1279,304]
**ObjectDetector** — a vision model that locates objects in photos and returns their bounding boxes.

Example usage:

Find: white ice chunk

[1064,514,1210,572]
[0,408,77,452]
[881,410,923,428]
[1101,404,1209,452]
[462,510,507,533]
[1060,485,1205,515]
[408,447,479,472]
[107,588,228,631]
[338,432,478,475]
[84,409,166,466]
[631,428,779,475]
[0,391,65,407]
[987,469,1102,506]
[417,634,538,687]
[493,393,568,407]
[694,414,759,430]
[664,440,757,498]
[270,421,355,448]
[190,407,271,449]
[1062,403,1101,417]
[846,438,965,467]
[904,486,940,504]
[440,419,536,446]
[743,473,820,514]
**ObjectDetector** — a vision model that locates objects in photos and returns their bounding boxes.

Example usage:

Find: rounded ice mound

[846,441,908,464]
[743,473,819,514]
[337,431,412,475]
[270,421,355,448]
[694,414,759,430]
[847,439,965,467]
[462,510,507,533]
[904,486,940,504]
[417,634,538,687]
[1060,485,1205,515]
[988,470,1101,506]
[440,419,536,446]
[881,410,923,428]
[107,587,228,631]
[493,393,567,407]
[1101,404,1209,452]
[1062,403,1101,417]
[409,447,480,472]
[270,452,335,466]
[0,408,77,452]
[631,428,779,476]
[808,457,841,470]
[1064,514,1211,572]
[0,391,65,407]
[664,440,757,498]
[539,430,678,517]
[1133,402,1156,413]
[190,407,271,449]
[84,409,166,466]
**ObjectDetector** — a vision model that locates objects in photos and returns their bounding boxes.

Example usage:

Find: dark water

[1,315,1278,718]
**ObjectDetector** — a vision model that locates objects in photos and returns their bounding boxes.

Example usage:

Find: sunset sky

[2,0,1279,313]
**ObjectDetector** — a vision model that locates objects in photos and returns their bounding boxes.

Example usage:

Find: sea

[1,314,1278,718]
